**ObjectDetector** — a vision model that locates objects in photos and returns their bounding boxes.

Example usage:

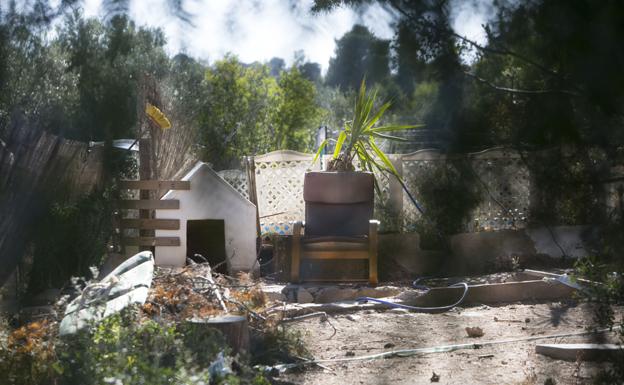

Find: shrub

[574,256,624,384]
[0,319,59,385]
[27,190,114,295]
[407,159,481,249]
[0,307,269,385]
[251,324,309,366]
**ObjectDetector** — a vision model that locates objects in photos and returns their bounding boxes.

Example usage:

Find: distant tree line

[2,0,624,293]
[3,0,624,160]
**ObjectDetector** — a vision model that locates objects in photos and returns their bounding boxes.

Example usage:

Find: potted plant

[289,79,422,284]
[313,78,422,190]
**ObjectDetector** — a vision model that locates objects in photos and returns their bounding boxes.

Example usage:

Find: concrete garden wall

[379,225,598,277]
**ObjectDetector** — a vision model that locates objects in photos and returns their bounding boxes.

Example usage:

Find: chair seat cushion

[305,203,372,237]
[302,236,368,252]
[302,235,367,244]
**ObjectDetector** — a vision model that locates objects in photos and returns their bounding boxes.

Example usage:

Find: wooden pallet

[117,180,188,250]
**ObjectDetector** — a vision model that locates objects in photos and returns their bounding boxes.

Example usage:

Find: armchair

[290,171,379,284]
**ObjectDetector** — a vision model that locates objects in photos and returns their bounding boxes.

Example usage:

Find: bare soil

[279,301,621,385]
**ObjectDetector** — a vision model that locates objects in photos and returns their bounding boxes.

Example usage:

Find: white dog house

[154,162,257,272]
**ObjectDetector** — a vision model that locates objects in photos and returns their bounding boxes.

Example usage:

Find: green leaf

[312,138,328,164]
[52,362,64,375]
[371,124,424,132]
[367,153,391,173]
[333,131,347,158]
[360,88,376,130]
[368,139,400,177]
[354,142,370,168]
[373,177,382,196]
[362,101,391,133]
[354,142,383,173]
[371,132,408,141]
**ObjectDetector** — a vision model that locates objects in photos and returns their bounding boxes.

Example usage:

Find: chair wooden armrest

[291,221,303,283]
[291,220,378,284]
[369,220,379,285]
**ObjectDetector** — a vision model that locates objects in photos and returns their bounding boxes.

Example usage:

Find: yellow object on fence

[145,103,171,129]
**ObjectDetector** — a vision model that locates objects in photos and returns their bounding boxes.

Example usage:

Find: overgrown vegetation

[0,265,314,385]
[0,2,623,382]
[198,55,324,169]
[27,190,113,294]
[251,325,309,367]
[0,307,272,385]
[408,159,481,249]
[526,148,611,226]
[574,253,624,384]
[0,2,620,263]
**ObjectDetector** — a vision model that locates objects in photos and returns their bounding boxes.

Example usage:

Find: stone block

[297,287,314,303]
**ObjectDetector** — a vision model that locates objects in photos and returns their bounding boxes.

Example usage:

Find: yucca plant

[314,78,423,182]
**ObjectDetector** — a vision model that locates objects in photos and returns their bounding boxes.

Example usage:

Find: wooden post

[245,156,261,239]
[111,209,123,253]
[291,221,302,283]
[272,235,292,282]
[389,155,403,231]
[369,220,379,285]
[139,139,154,252]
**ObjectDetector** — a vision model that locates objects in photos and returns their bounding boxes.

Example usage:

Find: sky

[3,0,492,71]
[79,0,398,71]
[451,0,495,55]
[76,0,493,72]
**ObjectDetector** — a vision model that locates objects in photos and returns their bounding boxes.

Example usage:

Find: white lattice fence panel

[255,150,319,235]
[401,150,446,232]
[217,169,249,200]
[400,148,530,233]
[252,148,531,235]
[469,148,529,231]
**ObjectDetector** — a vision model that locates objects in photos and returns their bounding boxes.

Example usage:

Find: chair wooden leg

[368,220,379,285]
[291,221,302,283]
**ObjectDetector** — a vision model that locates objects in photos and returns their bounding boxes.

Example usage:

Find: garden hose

[357,281,469,312]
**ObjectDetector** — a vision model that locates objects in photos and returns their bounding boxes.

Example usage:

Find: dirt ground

[279,301,622,385]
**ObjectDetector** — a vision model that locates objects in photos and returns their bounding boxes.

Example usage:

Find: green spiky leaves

[314,78,423,175]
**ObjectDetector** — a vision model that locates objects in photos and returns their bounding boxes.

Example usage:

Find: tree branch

[464,72,579,96]
[388,0,565,81]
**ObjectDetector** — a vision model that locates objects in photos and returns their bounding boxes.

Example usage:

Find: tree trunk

[187,315,250,354]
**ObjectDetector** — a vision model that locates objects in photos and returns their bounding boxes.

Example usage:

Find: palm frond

[313,138,329,164]
[322,78,424,181]
[333,131,347,158]
[368,139,399,177]
[371,124,424,132]
[362,101,391,133]
[371,132,408,142]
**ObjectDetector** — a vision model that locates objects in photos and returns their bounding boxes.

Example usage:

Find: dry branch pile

[143,264,269,323]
